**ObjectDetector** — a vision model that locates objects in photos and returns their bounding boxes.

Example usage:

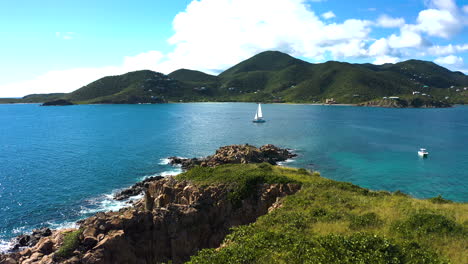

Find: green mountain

[5,51,468,105]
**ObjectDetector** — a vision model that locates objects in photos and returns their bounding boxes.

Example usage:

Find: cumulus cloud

[0,51,165,98]
[322,11,336,19]
[373,55,400,65]
[426,44,468,56]
[434,55,464,66]
[1,0,467,97]
[376,15,405,28]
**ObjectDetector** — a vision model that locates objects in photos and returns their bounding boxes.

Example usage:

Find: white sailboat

[253,103,266,123]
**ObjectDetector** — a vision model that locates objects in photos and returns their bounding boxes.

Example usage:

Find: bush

[349,212,383,230]
[177,164,300,208]
[297,168,309,174]
[187,232,448,264]
[428,195,453,204]
[54,229,82,259]
[393,213,464,237]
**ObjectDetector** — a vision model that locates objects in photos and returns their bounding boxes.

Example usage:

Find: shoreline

[2,156,466,263]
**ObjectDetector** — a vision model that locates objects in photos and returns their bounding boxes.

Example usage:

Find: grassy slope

[178,164,467,264]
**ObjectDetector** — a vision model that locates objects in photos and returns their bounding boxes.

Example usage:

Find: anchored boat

[253,103,266,123]
[418,148,429,157]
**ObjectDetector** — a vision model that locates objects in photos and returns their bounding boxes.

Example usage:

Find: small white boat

[252,103,266,123]
[418,148,428,157]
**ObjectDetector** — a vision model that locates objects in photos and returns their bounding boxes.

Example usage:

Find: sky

[0,0,467,97]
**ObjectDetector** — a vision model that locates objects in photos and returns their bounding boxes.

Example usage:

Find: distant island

[1,51,467,107]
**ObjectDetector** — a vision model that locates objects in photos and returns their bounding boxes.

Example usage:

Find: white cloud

[0,51,165,97]
[415,8,461,38]
[426,44,468,56]
[368,38,390,56]
[374,55,400,65]
[425,0,457,12]
[434,55,464,66]
[463,5,468,14]
[388,26,425,49]
[1,0,468,97]
[376,15,405,28]
[322,11,336,19]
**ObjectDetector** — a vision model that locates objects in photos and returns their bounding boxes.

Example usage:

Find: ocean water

[0,103,467,248]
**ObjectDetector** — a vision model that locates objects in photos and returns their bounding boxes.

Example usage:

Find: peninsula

[1,144,466,264]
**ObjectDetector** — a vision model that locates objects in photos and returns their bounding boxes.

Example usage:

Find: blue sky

[0,0,467,97]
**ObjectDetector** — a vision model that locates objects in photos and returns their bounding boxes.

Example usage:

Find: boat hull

[252,119,266,123]
[418,152,428,158]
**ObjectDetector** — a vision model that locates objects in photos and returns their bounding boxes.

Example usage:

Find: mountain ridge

[2,50,467,105]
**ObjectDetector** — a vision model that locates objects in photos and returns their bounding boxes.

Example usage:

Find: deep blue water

[1,103,467,248]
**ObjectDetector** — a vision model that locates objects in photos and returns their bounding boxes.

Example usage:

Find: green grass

[54,229,82,259]
[176,163,300,207]
[181,164,467,264]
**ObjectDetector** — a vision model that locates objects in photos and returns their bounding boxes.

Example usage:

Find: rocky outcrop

[41,99,74,106]
[113,176,163,201]
[1,177,300,264]
[170,144,296,170]
[9,228,52,252]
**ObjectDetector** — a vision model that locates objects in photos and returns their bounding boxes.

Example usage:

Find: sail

[257,104,263,118]
[254,111,258,120]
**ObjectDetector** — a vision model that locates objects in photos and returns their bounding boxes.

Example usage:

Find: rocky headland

[0,144,299,264]
[169,144,296,170]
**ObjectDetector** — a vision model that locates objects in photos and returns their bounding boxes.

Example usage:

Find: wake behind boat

[253,103,266,123]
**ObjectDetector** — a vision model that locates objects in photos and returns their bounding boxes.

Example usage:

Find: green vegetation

[179,164,467,264]
[176,163,300,207]
[54,229,82,259]
[3,51,467,105]
[429,195,453,204]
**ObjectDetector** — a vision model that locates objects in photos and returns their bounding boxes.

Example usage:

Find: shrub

[297,168,309,174]
[54,229,82,259]
[393,190,409,197]
[428,195,453,204]
[349,212,383,230]
[187,232,448,264]
[393,212,464,237]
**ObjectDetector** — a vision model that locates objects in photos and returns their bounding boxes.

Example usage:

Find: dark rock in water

[41,99,74,106]
[114,176,164,200]
[10,227,52,251]
[169,144,296,170]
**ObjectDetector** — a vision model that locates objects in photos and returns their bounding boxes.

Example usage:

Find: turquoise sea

[1,103,467,249]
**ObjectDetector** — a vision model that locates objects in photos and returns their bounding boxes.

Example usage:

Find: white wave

[160,168,183,177]
[45,221,78,230]
[0,239,13,253]
[79,193,143,215]
[277,159,295,166]
[158,158,171,165]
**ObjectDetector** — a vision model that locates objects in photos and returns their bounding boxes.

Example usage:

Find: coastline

[1,145,466,263]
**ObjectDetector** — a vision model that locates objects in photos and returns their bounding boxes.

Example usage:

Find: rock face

[170,144,296,170]
[10,228,52,251]
[41,99,74,106]
[1,177,300,264]
[113,176,163,200]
